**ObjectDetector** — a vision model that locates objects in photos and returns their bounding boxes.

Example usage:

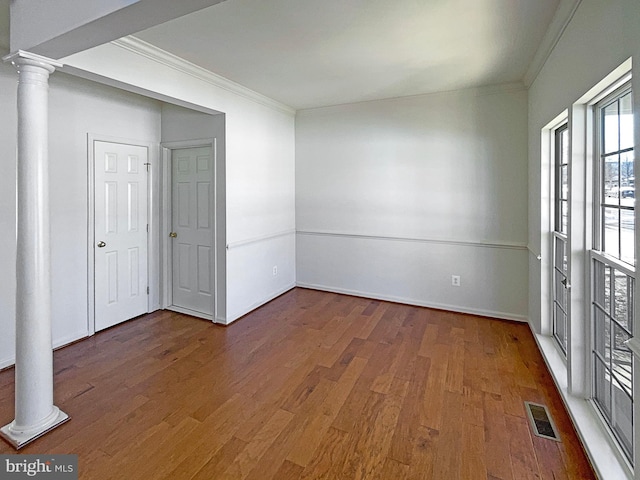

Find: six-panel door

[171,146,213,316]
[94,141,149,331]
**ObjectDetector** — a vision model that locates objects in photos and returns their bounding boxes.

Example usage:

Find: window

[591,83,634,463]
[553,124,569,354]
[598,86,635,265]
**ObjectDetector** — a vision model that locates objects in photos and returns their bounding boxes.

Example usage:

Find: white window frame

[552,122,570,355]
[590,81,635,465]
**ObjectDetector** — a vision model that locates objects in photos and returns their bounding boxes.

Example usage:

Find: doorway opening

[88,103,226,334]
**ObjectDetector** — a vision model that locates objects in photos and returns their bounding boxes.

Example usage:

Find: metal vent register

[525,402,560,441]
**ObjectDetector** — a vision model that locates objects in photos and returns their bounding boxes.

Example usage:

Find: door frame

[160,138,217,321]
[87,133,157,336]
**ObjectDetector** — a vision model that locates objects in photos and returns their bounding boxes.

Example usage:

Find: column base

[0,407,69,449]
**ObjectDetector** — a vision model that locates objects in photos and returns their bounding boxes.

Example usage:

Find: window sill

[533,333,633,480]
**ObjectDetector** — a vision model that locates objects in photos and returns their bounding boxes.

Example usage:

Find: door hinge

[144,162,151,172]
[146,224,149,233]
[147,286,149,295]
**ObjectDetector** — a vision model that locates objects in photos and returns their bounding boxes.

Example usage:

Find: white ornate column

[0,51,68,449]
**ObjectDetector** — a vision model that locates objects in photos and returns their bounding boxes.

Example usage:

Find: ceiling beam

[9,0,227,59]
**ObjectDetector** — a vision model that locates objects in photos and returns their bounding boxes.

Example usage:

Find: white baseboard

[296,282,528,323]
[166,305,213,321]
[54,330,90,349]
[0,329,90,370]
[225,283,296,325]
[0,357,14,370]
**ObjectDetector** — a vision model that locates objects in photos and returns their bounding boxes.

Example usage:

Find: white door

[170,146,213,317]
[94,141,149,331]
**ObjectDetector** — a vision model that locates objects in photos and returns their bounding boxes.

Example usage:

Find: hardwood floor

[0,288,595,479]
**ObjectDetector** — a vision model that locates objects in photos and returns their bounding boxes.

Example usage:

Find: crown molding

[473,81,527,97]
[523,0,582,87]
[297,81,527,114]
[111,35,296,116]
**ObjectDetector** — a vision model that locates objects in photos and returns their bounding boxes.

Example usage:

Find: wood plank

[116,416,201,479]
[286,356,368,467]
[417,322,439,357]
[376,457,410,480]
[163,394,256,479]
[336,390,390,479]
[388,355,430,464]
[431,391,464,480]
[506,414,541,480]
[407,425,439,480]
[531,434,569,480]
[419,343,449,430]
[483,392,514,480]
[369,331,407,394]
[344,377,409,479]
[220,409,294,479]
[299,426,351,479]
[460,421,487,480]
[272,460,304,480]
[354,302,389,339]
[190,436,248,480]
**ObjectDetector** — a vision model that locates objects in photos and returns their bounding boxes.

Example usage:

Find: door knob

[97,241,106,248]
[169,232,178,238]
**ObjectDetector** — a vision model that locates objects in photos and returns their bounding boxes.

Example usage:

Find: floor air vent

[525,402,560,442]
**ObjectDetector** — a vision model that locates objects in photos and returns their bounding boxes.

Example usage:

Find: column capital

[2,50,63,73]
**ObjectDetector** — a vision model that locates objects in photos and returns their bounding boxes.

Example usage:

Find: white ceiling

[135,0,561,110]
[0,0,562,110]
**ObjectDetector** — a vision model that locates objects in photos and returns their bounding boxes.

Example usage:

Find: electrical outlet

[451,275,461,287]
[273,265,278,276]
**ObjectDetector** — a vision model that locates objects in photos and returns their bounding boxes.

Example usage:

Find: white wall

[62,41,297,323]
[0,63,162,368]
[161,103,223,142]
[296,86,529,321]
